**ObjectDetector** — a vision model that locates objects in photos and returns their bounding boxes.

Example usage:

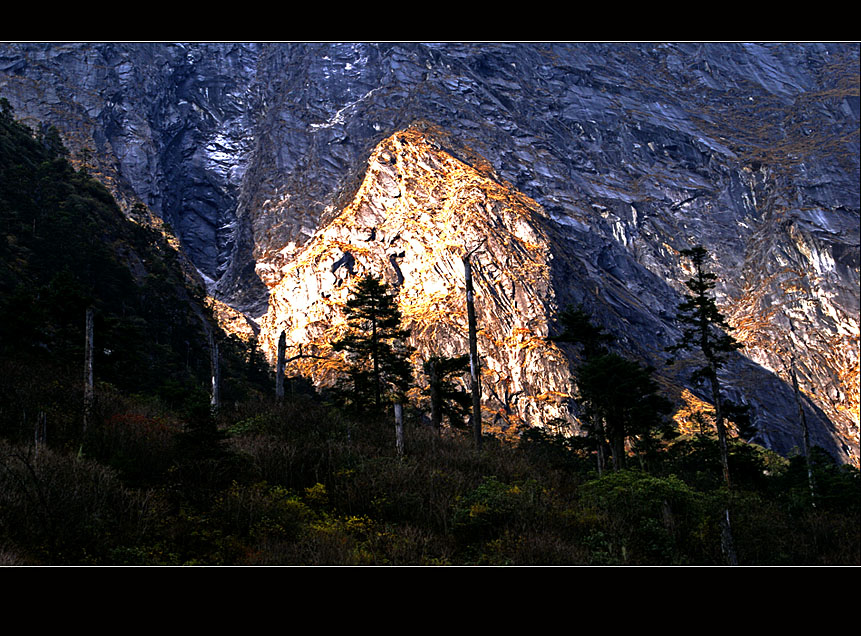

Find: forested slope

[0,102,857,566]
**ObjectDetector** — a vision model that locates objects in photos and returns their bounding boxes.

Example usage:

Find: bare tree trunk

[463,251,482,450]
[83,306,94,433]
[707,363,738,566]
[708,363,732,489]
[35,411,46,457]
[394,402,404,457]
[428,358,442,433]
[276,331,286,401]
[789,352,817,506]
[209,329,220,410]
[720,508,739,566]
[610,432,625,471]
[594,416,606,477]
[371,317,381,409]
[712,374,738,566]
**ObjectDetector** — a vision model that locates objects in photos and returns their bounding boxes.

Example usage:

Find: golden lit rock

[259,128,572,430]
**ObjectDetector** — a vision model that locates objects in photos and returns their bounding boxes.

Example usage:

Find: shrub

[576,469,712,565]
[85,410,181,486]
[212,481,314,543]
[451,476,543,558]
[0,440,159,563]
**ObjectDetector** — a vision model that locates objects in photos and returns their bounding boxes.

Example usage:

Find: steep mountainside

[259,128,572,433]
[0,104,213,420]
[0,104,272,439]
[1,42,857,463]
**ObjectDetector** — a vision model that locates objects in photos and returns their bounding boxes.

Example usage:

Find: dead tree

[394,402,405,457]
[35,411,47,457]
[208,329,220,410]
[83,306,95,432]
[276,331,287,400]
[463,241,485,449]
[427,357,441,432]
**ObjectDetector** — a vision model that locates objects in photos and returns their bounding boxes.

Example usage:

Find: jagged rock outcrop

[1,42,857,463]
[259,128,571,432]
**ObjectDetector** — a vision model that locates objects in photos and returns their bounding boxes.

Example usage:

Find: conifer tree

[332,274,413,413]
[576,352,672,471]
[552,305,613,359]
[666,245,743,488]
[666,245,743,565]
[553,306,671,473]
[552,306,611,472]
[422,354,471,432]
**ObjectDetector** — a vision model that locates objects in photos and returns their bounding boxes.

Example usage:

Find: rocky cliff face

[258,128,572,433]
[0,42,259,290]
[1,42,857,463]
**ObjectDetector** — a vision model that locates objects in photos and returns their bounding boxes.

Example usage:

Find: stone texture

[1,42,857,463]
[259,129,572,433]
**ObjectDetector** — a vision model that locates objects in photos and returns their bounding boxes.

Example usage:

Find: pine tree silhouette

[666,245,745,487]
[332,274,413,413]
[666,245,744,565]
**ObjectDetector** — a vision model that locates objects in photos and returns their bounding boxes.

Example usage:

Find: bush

[576,470,712,565]
[85,409,181,486]
[212,481,314,543]
[0,440,159,563]
[451,476,544,558]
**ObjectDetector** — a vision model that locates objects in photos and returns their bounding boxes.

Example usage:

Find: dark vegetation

[1,99,858,566]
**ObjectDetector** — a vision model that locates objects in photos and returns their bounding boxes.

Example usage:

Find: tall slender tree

[666,245,742,487]
[275,331,286,400]
[208,328,221,410]
[463,244,484,449]
[83,305,95,432]
[666,245,743,565]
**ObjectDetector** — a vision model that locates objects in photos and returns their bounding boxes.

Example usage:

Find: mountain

[0,102,211,421]
[258,127,572,433]
[0,100,271,435]
[1,42,857,464]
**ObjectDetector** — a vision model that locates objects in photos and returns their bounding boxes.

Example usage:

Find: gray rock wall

[1,42,857,462]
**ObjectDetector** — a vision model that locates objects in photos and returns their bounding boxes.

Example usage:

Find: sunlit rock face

[259,129,572,431]
[1,42,857,463]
